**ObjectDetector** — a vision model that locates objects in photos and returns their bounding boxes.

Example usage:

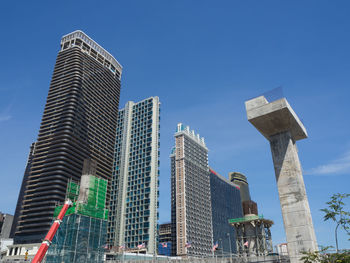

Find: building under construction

[45,173,108,263]
[229,215,273,257]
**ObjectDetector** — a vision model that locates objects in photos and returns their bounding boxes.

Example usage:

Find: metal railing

[228,215,264,224]
[106,254,290,263]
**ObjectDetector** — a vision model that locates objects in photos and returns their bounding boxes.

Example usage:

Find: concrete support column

[270,131,318,262]
[245,96,318,263]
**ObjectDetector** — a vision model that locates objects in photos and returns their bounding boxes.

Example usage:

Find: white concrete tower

[245,96,318,263]
[108,97,160,255]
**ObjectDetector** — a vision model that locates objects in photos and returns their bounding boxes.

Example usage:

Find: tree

[320,193,350,253]
[301,247,350,263]
[300,194,350,263]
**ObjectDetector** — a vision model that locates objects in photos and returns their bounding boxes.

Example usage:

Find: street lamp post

[219,239,223,257]
[227,233,232,263]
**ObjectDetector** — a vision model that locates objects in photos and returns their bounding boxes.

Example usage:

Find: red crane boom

[31,199,72,263]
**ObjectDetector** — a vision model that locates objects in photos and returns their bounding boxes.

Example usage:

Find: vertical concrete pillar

[245,97,318,263]
[270,131,318,261]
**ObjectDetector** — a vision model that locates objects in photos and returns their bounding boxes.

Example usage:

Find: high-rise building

[209,168,242,255]
[46,163,109,263]
[10,143,36,239]
[229,172,250,202]
[171,123,213,257]
[108,97,160,255]
[14,30,122,244]
[229,172,258,216]
[170,147,177,257]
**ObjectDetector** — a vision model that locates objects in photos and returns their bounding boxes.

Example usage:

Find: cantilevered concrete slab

[245,96,307,141]
[245,96,318,263]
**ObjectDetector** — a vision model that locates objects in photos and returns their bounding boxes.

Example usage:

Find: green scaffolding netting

[76,203,108,220]
[53,176,108,220]
[67,181,79,202]
[87,176,107,209]
[53,204,77,218]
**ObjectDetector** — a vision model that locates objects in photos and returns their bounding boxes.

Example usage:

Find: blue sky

[1,0,349,250]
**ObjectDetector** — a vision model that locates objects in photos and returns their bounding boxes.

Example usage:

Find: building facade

[3,242,40,262]
[229,172,250,202]
[229,172,258,216]
[209,168,242,255]
[10,142,36,239]
[46,170,108,263]
[159,223,171,244]
[108,97,160,255]
[14,30,122,244]
[171,123,213,257]
[158,223,171,256]
[0,213,14,239]
[170,148,177,257]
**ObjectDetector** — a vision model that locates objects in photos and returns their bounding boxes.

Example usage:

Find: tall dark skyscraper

[10,142,36,238]
[14,30,122,244]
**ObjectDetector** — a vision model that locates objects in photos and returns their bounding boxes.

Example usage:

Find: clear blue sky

[1,0,349,250]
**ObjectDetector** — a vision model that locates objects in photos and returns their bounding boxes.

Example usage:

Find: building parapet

[60,30,123,79]
[175,123,206,148]
[209,168,240,190]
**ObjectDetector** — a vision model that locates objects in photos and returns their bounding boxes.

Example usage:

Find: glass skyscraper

[209,168,243,255]
[108,97,160,255]
[13,30,122,244]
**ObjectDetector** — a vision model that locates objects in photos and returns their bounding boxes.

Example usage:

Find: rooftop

[210,168,240,190]
[175,123,206,148]
[60,30,123,78]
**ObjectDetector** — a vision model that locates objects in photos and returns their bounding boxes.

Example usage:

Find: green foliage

[301,193,350,262]
[320,193,350,252]
[301,248,350,263]
[321,193,350,231]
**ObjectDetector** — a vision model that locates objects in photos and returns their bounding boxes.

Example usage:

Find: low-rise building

[2,242,40,262]
[0,213,14,260]
[158,223,171,256]
[0,213,13,239]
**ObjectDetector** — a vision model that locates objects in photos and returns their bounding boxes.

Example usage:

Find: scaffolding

[229,215,274,258]
[45,214,107,263]
[46,176,108,263]
[53,179,108,220]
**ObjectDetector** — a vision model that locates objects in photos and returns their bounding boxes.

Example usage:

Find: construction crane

[31,199,72,263]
